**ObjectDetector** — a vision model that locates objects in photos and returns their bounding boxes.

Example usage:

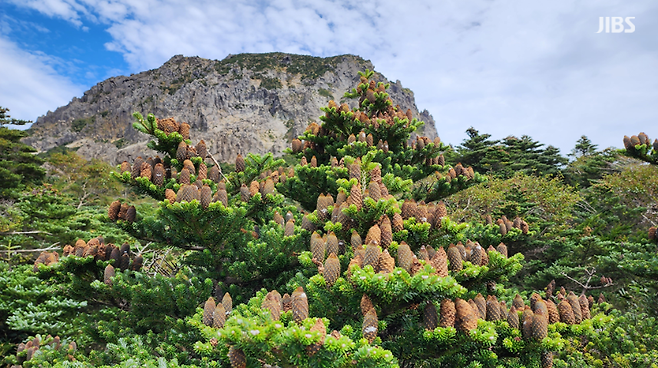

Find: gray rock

[24,53,438,164]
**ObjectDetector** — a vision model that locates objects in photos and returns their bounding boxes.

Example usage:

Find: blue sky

[1,0,657,154]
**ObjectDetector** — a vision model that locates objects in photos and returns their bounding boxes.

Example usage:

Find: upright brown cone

[200,185,212,209]
[104,264,115,286]
[447,244,463,272]
[108,200,121,220]
[364,224,381,246]
[397,242,414,272]
[532,309,548,340]
[557,300,575,324]
[363,242,381,269]
[306,318,326,356]
[222,293,233,316]
[567,292,582,323]
[310,232,326,262]
[486,295,501,321]
[424,302,439,330]
[455,298,478,333]
[392,213,404,232]
[203,297,216,326]
[378,250,395,273]
[430,247,449,277]
[545,300,560,324]
[326,232,339,256]
[235,154,245,173]
[213,303,227,328]
[579,294,591,320]
[439,299,456,328]
[228,346,246,368]
[363,308,378,343]
[323,253,341,286]
[292,287,309,323]
[507,306,520,329]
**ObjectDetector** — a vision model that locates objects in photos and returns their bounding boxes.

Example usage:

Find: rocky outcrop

[25,53,438,164]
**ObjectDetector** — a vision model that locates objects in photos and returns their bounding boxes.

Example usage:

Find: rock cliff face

[25,53,438,164]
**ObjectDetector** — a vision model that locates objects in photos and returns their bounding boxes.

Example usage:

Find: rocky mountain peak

[24,53,438,164]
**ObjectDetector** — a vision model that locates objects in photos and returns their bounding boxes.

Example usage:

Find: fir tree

[0,107,45,196]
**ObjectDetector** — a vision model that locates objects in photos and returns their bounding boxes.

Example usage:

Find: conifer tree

[0,107,45,196]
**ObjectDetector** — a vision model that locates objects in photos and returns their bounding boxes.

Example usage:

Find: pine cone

[351,230,362,249]
[284,219,295,237]
[221,292,232,316]
[431,247,449,277]
[392,213,404,232]
[424,302,438,330]
[203,297,216,326]
[368,181,381,202]
[486,295,501,321]
[323,253,341,286]
[325,232,339,256]
[240,184,249,202]
[380,216,392,249]
[120,161,131,173]
[439,299,456,328]
[125,206,136,222]
[176,142,187,162]
[363,242,381,269]
[235,154,245,173]
[132,254,143,271]
[197,185,211,209]
[347,184,362,211]
[362,308,378,343]
[311,232,326,262]
[364,225,381,247]
[455,298,477,333]
[131,157,143,179]
[499,301,508,320]
[292,287,309,323]
[557,300,575,324]
[213,304,227,328]
[522,308,534,340]
[108,200,121,220]
[579,295,591,320]
[306,318,326,356]
[567,292,582,323]
[507,306,520,329]
[178,122,190,140]
[532,310,548,340]
[120,253,130,271]
[546,300,560,324]
[262,178,275,196]
[292,139,303,153]
[397,242,413,272]
[473,294,486,319]
[349,161,361,182]
[228,346,246,368]
[512,294,524,309]
[649,226,657,241]
[178,168,191,185]
[447,244,463,272]
[208,165,220,183]
[541,352,554,368]
[378,249,395,273]
[215,188,229,207]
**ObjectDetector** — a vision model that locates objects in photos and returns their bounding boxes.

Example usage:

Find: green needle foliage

[3,75,658,368]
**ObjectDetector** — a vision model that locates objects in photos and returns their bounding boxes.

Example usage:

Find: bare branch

[0,230,53,235]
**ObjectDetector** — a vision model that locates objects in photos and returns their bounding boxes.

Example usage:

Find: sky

[1,0,657,154]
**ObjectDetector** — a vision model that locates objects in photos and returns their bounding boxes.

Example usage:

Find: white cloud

[0,36,84,123]
[5,0,658,151]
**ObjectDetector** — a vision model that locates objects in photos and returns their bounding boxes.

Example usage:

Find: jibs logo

[597,17,635,33]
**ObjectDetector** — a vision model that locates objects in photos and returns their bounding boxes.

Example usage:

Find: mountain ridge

[24,53,438,164]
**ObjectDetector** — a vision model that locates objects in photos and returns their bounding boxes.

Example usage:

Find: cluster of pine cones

[623,132,658,151]
[435,162,476,182]
[108,200,136,222]
[156,117,191,139]
[485,215,529,235]
[13,335,76,366]
[33,237,143,275]
[119,143,219,188]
